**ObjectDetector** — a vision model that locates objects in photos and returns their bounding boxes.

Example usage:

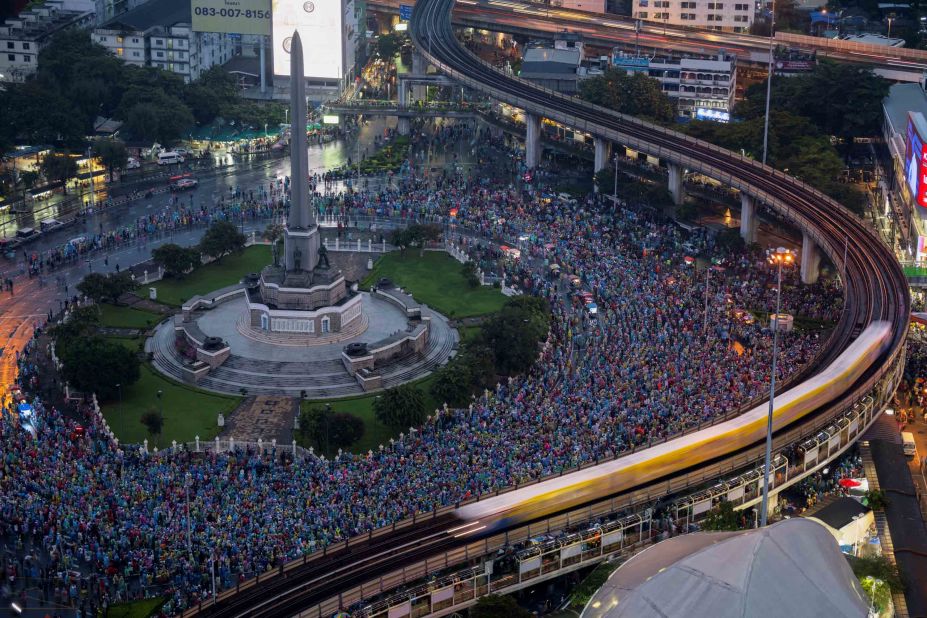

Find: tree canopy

[152,243,201,279]
[374,384,428,430]
[737,61,889,141]
[579,69,675,122]
[478,296,551,375]
[77,271,138,304]
[59,335,141,400]
[0,31,285,150]
[470,595,532,618]
[199,220,246,262]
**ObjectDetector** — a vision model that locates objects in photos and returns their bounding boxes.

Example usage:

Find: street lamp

[760,246,794,527]
[116,383,121,417]
[156,389,163,419]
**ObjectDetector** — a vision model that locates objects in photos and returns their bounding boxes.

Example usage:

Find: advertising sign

[918,235,927,262]
[611,52,649,73]
[273,0,343,79]
[192,0,271,35]
[399,3,413,20]
[905,113,927,210]
[695,108,730,123]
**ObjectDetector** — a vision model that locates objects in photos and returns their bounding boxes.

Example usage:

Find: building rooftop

[806,496,869,530]
[838,33,906,46]
[102,0,190,30]
[0,5,91,42]
[583,519,868,618]
[884,82,927,135]
[522,46,581,76]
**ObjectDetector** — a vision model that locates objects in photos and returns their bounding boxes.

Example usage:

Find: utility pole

[761,0,776,165]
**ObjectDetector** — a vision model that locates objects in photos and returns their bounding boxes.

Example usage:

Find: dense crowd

[0,124,844,615]
[20,185,287,277]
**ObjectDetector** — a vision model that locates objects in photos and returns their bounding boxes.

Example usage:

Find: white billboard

[272,0,343,80]
[192,0,271,35]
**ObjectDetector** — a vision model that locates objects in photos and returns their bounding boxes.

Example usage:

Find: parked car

[126,157,141,169]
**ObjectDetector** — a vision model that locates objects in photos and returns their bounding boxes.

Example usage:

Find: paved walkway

[221,395,296,444]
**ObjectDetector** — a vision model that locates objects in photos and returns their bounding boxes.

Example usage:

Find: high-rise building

[93,0,236,82]
[631,0,754,32]
[0,1,94,83]
[612,50,737,121]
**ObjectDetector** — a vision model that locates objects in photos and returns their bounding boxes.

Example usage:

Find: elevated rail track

[185,0,910,614]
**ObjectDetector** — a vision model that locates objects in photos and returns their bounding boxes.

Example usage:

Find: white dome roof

[589,518,868,618]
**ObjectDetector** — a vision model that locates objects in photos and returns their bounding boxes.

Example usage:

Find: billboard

[273,0,343,80]
[905,112,927,210]
[192,0,271,35]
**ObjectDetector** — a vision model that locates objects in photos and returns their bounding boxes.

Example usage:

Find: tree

[92,138,128,181]
[140,409,164,446]
[701,499,743,531]
[17,170,39,203]
[199,220,246,262]
[847,555,903,593]
[374,33,404,63]
[461,261,480,288]
[124,103,161,143]
[579,69,675,122]
[152,243,201,278]
[76,271,138,304]
[470,595,532,618]
[51,304,101,350]
[328,412,365,449]
[390,228,412,255]
[480,297,551,375]
[430,362,473,407]
[40,153,78,194]
[59,336,141,399]
[737,61,889,141]
[297,404,327,451]
[374,384,428,430]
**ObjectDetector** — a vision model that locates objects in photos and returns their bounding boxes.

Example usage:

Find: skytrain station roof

[582,518,868,618]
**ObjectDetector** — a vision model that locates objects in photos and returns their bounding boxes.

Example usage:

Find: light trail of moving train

[454,322,891,533]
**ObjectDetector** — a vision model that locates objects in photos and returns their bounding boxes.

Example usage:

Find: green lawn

[361,251,507,318]
[152,245,272,306]
[301,375,440,455]
[101,364,240,446]
[108,336,145,353]
[99,303,163,329]
[106,597,166,618]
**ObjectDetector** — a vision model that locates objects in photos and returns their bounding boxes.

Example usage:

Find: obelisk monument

[284,30,320,273]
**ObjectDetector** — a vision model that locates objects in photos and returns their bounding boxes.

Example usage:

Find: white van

[902,431,917,458]
[157,151,184,165]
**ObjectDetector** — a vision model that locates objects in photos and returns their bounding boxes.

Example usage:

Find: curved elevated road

[187,1,910,615]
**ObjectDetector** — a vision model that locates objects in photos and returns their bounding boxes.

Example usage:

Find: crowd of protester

[0,121,844,615]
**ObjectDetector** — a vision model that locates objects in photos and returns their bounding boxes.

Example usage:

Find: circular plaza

[148,287,459,398]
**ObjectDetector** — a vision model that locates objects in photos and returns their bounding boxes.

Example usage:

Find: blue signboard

[399,4,413,20]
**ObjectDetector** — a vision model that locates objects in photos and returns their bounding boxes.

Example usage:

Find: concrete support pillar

[667,162,685,206]
[397,117,410,136]
[259,35,267,94]
[740,194,758,243]
[397,79,409,109]
[594,137,611,173]
[411,52,426,101]
[525,113,542,170]
[801,232,821,285]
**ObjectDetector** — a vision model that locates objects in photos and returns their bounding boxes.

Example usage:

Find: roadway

[188,0,909,615]
[370,0,927,79]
